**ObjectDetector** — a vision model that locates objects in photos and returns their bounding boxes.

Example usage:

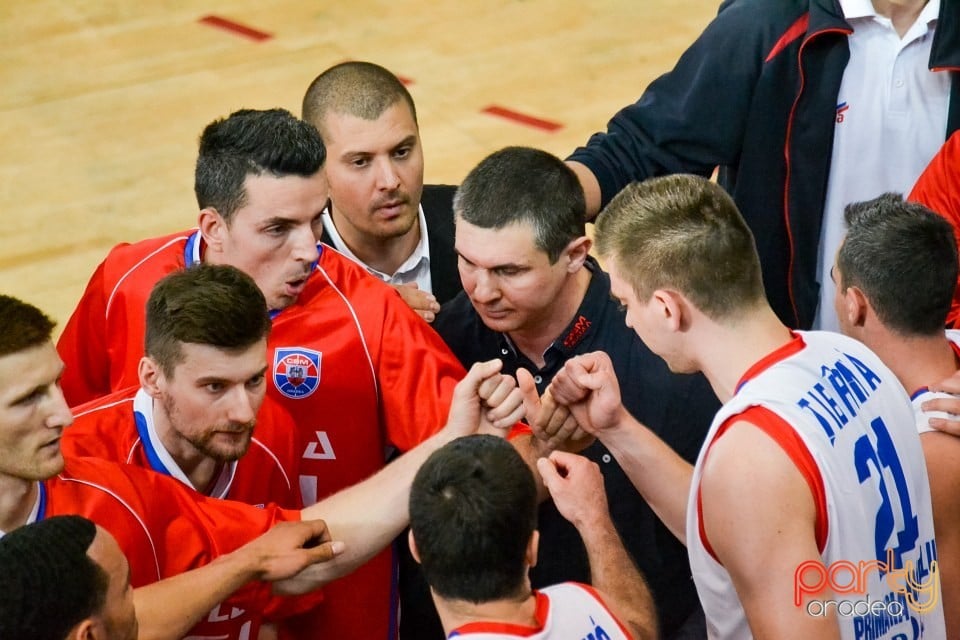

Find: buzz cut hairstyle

[453,146,586,263]
[409,434,538,603]
[839,192,958,336]
[194,107,326,222]
[0,515,109,640]
[144,263,272,377]
[301,61,418,136]
[0,295,57,358]
[594,174,766,319]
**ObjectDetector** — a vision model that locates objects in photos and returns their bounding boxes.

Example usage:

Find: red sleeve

[909,131,960,327]
[378,288,467,451]
[58,260,112,407]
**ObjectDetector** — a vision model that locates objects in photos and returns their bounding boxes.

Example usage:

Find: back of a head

[0,515,107,640]
[595,174,765,318]
[145,263,271,376]
[839,193,958,336]
[0,295,56,358]
[194,108,326,220]
[301,61,417,135]
[454,146,586,263]
[409,435,537,603]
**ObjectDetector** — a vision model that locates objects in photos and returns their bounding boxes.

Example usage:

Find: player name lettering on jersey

[795,351,883,445]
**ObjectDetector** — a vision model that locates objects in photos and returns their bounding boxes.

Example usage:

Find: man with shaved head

[303,61,460,321]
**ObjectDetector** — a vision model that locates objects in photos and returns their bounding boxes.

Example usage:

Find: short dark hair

[595,174,766,318]
[409,435,538,603]
[194,108,326,221]
[301,61,418,136]
[454,147,586,263]
[0,295,56,358]
[145,263,271,377]
[838,193,958,335]
[0,515,109,640]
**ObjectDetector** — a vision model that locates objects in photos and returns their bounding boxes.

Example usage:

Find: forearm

[579,514,658,640]
[133,552,260,640]
[600,418,693,544]
[300,428,457,582]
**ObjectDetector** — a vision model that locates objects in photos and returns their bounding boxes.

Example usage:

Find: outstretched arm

[133,519,340,640]
[549,351,693,542]
[297,359,525,586]
[539,451,658,640]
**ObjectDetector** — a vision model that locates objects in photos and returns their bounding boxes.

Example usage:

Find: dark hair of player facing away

[0,515,109,640]
[838,192,958,336]
[409,434,538,602]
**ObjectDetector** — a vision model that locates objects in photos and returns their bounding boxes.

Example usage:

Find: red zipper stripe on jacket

[782,25,852,327]
[766,13,810,62]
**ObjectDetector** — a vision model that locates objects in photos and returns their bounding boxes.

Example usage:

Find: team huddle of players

[4,2,960,638]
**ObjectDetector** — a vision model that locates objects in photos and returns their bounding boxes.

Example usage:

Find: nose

[374,157,401,191]
[226,386,257,425]
[469,270,500,304]
[291,226,320,264]
[48,385,74,429]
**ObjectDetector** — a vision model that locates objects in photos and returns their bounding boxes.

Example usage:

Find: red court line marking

[481,105,563,132]
[199,15,272,42]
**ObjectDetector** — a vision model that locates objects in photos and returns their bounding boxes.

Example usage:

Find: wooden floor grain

[0,0,720,328]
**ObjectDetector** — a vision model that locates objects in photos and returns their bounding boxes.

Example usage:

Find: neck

[0,475,40,533]
[436,589,538,635]
[871,0,929,37]
[152,401,219,493]
[509,268,592,368]
[694,304,794,403]
[858,328,956,395]
[330,207,421,276]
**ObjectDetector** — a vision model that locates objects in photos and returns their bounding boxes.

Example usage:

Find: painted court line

[198,15,272,42]
[481,105,563,132]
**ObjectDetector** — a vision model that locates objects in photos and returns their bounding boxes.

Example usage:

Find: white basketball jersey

[687,330,944,639]
[446,582,632,639]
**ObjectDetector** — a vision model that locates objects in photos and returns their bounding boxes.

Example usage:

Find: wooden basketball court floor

[0,1,720,330]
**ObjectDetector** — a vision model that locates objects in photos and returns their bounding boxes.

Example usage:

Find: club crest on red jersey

[273,348,321,399]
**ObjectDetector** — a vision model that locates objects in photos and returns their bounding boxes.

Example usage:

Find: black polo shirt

[431,258,720,636]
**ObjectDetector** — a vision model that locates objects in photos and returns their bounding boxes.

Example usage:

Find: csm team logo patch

[273,348,321,399]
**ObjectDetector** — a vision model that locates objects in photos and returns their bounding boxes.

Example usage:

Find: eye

[247,373,265,388]
[205,382,225,394]
[264,224,288,237]
[351,157,370,168]
[15,387,46,406]
[393,147,411,159]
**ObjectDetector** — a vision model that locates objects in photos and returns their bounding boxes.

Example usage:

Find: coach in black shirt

[430,147,720,639]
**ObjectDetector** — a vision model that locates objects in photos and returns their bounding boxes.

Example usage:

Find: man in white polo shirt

[566,0,958,332]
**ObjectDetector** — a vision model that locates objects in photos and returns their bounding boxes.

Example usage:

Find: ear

[407,529,422,565]
[198,207,227,253]
[843,285,869,328]
[563,236,592,272]
[524,529,539,569]
[69,618,97,640]
[651,289,685,333]
[139,356,165,398]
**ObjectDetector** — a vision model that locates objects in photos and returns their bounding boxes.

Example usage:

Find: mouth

[372,196,409,218]
[284,276,309,298]
[480,307,511,321]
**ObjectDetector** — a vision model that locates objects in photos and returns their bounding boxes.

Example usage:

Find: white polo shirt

[321,205,434,293]
[813,0,949,331]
